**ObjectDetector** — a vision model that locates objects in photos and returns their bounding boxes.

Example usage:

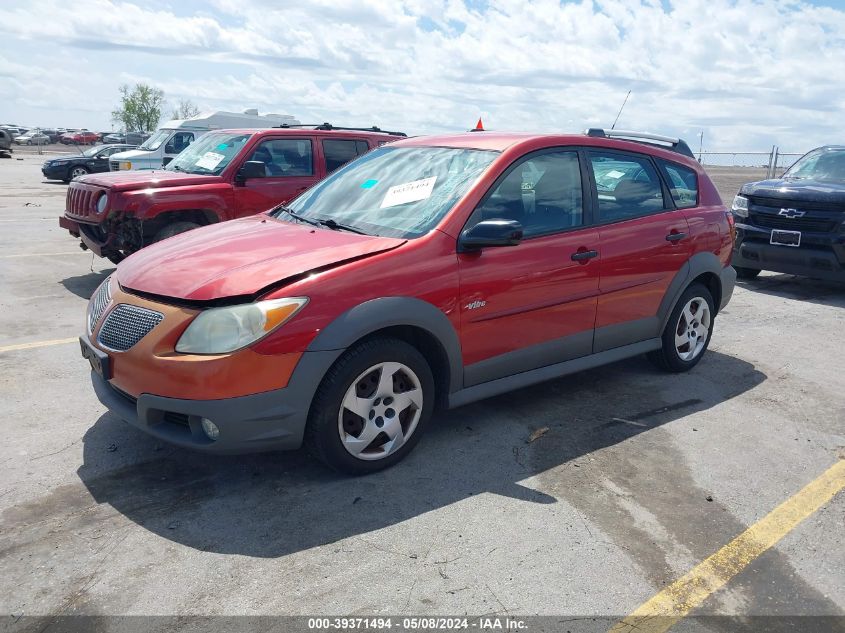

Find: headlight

[731,195,749,218]
[120,161,132,170]
[96,193,108,214]
[175,297,308,354]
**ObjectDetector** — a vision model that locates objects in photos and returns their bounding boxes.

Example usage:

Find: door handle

[570,249,598,262]
[665,232,687,242]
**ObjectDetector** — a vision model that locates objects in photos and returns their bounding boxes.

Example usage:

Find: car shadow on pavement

[75,350,766,559]
[60,269,115,299]
[737,273,844,308]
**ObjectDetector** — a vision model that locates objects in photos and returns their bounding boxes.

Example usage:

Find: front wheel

[305,338,435,474]
[734,266,761,280]
[68,165,89,181]
[153,221,200,243]
[648,283,715,373]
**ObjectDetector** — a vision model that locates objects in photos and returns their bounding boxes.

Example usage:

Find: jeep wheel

[649,283,715,373]
[153,221,200,243]
[734,266,761,280]
[305,338,434,474]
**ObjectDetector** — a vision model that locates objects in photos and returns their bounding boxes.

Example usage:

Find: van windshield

[165,132,253,175]
[139,129,171,151]
[274,145,499,238]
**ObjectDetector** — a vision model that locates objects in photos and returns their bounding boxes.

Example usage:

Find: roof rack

[275,122,407,137]
[585,128,694,158]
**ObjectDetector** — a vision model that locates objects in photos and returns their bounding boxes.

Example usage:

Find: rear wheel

[153,221,200,243]
[734,266,761,280]
[305,338,434,474]
[648,283,715,373]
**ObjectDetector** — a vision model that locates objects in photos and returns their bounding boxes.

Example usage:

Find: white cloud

[0,0,843,150]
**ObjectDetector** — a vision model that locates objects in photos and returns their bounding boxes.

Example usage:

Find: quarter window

[470,151,584,237]
[659,160,698,208]
[589,152,666,221]
[247,139,313,176]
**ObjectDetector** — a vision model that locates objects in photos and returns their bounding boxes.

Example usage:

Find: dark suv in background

[731,145,845,281]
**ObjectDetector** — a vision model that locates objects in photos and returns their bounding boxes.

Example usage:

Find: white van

[109,109,300,171]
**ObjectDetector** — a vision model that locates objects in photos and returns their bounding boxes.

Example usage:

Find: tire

[68,165,88,180]
[304,337,435,475]
[734,266,761,280]
[648,283,715,373]
[153,221,200,243]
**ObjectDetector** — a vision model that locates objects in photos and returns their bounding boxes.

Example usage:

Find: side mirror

[459,219,523,251]
[235,161,266,184]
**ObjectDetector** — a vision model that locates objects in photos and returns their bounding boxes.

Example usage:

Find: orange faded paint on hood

[117,215,407,301]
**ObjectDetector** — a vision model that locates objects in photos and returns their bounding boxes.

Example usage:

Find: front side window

[659,160,698,208]
[165,132,253,175]
[590,152,666,221]
[246,139,313,176]
[277,146,499,238]
[165,132,194,154]
[468,151,584,237]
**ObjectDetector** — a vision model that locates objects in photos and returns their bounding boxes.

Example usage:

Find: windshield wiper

[317,218,370,235]
[275,206,321,227]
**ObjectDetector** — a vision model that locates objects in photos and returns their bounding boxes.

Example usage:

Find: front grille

[65,183,104,219]
[748,195,844,213]
[749,213,837,233]
[97,304,164,351]
[88,278,112,334]
[109,160,119,171]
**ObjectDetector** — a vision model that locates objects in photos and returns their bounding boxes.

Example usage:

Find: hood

[741,178,845,204]
[111,148,153,161]
[79,169,222,191]
[117,215,407,301]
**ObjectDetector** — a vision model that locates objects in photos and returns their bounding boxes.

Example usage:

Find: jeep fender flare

[305,297,464,394]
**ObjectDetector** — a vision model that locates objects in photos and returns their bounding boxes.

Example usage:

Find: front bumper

[59,215,109,255]
[733,223,845,282]
[42,165,68,180]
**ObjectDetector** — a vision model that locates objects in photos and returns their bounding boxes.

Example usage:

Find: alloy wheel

[338,361,423,461]
[674,297,711,361]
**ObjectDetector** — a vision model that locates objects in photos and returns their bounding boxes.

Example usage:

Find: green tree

[111,83,165,133]
[171,99,201,120]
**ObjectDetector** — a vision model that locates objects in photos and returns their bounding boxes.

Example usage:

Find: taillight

[725,210,736,242]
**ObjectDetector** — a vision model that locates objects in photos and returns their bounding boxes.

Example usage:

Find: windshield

[274,146,499,238]
[784,148,845,182]
[138,129,171,151]
[82,146,101,157]
[165,132,252,175]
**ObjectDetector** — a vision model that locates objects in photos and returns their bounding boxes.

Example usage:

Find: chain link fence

[698,149,804,205]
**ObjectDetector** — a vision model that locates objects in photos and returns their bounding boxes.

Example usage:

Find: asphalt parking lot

[1,153,843,632]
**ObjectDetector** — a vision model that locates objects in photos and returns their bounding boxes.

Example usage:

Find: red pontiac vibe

[81,129,736,474]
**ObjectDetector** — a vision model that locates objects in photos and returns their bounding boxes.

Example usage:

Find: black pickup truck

[731,145,845,282]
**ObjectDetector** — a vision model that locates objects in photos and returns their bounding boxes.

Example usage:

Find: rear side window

[165,132,194,154]
[659,160,698,208]
[323,139,370,174]
[589,152,666,222]
[471,150,584,238]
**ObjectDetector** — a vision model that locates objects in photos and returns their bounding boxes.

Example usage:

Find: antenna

[611,90,631,130]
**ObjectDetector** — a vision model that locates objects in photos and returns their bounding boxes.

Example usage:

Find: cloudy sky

[1,0,843,152]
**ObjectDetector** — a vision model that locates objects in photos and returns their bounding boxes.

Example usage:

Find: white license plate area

[770,229,801,247]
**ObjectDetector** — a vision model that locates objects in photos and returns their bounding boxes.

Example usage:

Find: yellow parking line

[0,337,78,353]
[0,252,85,258]
[610,459,845,633]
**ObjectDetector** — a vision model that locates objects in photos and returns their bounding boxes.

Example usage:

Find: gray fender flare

[657,252,726,331]
[306,297,464,393]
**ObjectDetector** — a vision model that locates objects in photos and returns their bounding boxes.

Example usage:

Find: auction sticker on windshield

[196,152,225,170]
[380,176,437,209]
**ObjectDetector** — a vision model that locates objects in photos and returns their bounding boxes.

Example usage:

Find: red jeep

[59,126,405,262]
[82,128,736,473]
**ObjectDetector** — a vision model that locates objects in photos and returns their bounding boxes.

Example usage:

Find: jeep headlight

[731,195,749,218]
[175,297,308,354]
[96,193,108,214]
